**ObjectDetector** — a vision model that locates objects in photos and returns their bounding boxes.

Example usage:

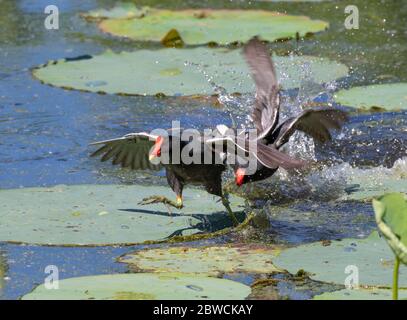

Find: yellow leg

[221,195,239,227]
[139,195,183,209]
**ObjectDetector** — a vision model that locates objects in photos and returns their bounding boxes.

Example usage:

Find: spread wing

[205,136,306,170]
[273,109,349,148]
[243,37,280,140]
[90,132,162,170]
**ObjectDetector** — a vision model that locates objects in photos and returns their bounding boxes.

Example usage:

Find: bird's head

[235,167,246,186]
[149,136,164,161]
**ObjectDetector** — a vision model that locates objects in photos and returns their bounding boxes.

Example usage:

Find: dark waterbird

[90,127,304,225]
[234,37,348,186]
[89,38,311,226]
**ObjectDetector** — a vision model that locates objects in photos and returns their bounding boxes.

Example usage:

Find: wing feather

[274,109,348,148]
[90,132,162,171]
[243,37,280,140]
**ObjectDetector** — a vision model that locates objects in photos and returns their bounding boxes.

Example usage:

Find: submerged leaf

[120,244,283,275]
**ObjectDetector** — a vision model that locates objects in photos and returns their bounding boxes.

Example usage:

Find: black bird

[90,129,304,225]
[234,37,348,186]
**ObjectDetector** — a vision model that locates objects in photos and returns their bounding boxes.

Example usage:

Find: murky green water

[0,0,406,299]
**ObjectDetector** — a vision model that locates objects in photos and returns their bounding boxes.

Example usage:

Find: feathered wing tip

[243,37,280,140]
[89,132,161,171]
[274,108,349,148]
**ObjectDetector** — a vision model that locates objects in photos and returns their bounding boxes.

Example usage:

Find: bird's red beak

[235,168,246,186]
[149,136,163,161]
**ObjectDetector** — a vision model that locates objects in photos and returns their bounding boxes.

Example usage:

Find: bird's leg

[139,195,183,210]
[221,194,239,227]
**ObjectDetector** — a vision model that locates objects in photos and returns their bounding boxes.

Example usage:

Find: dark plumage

[234,37,348,186]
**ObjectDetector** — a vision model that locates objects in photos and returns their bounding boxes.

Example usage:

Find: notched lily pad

[334,83,407,111]
[33,48,348,96]
[0,184,244,246]
[373,193,407,265]
[22,273,251,300]
[88,8,329,45]
[274,232,407,288]
[120,244,283,275]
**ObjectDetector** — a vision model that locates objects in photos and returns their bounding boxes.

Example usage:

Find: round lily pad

[274,232,407,287]
[120,244,283,275]
[373,193,407,265]
[0,184,244,246]
[334,83,407,111]
[314,288,407,300]
[33,48,348,96]
[92,8,328,45]
[22,273,251,300]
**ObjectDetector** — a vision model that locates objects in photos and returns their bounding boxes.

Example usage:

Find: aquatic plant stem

[393,256,400,300]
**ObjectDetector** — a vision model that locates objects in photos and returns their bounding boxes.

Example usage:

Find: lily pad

[340,167,407,201]
[274,232,407,287]
[120,244,283,275]
[373,193,407,265]
[33,48,348,96]
[81,3,149,21]
[314,288,407,300]
[0,184,244,246]
[93,8,328,45]
[22,273,251,300]
[334,83,407,111]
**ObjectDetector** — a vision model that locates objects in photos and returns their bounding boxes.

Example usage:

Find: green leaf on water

[314,288,407,300]
[274,231,407,287]
[33,48,348,96]
[0,184,244,246]
[86,7,329,45]
[373,193,407,265]
[21,273,251,300]
[334,83,407,111]
[81,3,150,21]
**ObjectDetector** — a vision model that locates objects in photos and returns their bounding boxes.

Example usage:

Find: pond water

[0,0,406,299]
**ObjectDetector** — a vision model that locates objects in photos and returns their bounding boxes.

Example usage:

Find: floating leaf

[22,273,251,300]
[120,244,283,275]
[334,83,407,111]
[81,3,149,21]
[341,173,406,201]
[274,232,407,287]
[33,48,348,96]
[314,288,407,300]
[0,184,244,246]
[91,8,328,45]
[373,193,407,265]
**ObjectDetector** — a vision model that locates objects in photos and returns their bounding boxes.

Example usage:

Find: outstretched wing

[205,136,306,170]
[90,132,162,170]
[243,37,280,140]
[273,109,349,148]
